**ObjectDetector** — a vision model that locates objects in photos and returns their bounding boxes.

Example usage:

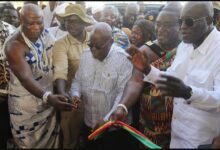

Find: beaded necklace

[20,29,50,72]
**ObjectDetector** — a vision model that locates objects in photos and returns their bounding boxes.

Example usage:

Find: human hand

[126,45,151,74]
[110,106,128,122]
[47,94,74,111]
[212,135,220,148]
[155,74,192,99]
[68,96,81,109]
[92,119,106,131]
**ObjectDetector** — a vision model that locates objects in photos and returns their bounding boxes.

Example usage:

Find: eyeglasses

[155,21,178,29]
[87,39,111,50]
[178,16,207,27]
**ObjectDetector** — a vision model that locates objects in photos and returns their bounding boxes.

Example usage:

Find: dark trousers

[0,98,12,149]
[80,123,139,150]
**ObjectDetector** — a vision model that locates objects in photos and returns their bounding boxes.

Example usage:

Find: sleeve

[52,39,68,81]
[186,69,220,112]
[103,55,133,121]
[69,54,84,98]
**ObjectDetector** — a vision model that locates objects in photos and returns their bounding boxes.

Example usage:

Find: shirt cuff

[71,91,81,98]
[185,86,199,103]
[143,65,160,84]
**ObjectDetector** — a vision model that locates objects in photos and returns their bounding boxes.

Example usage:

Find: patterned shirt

[0,21,15,97]
[112,26,130,50]
[70,43,133,128]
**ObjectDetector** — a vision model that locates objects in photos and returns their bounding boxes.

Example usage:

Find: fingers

[159,74,181,83]
[126,45,139,56]
[57,95,69,102]
[61,101,75,111]
[71,96,81,109]
[57,95,75,111]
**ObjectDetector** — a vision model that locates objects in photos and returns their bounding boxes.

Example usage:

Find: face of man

[155,11,179,46]
[2,9,19,27]
[64,15,86,38]
[179,3,209,44]
[88,30,113,61]
[21,11,44,41]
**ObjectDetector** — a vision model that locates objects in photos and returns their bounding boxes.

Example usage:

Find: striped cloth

[4,28,60,148]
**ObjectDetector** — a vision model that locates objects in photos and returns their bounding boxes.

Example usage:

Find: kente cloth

[88,120,161,149]
[0,21,15,99]
[139,45,176,148]
[4,28,60,148]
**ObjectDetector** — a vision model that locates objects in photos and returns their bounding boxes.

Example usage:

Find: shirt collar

[195,27,218,55]
[102,43,115,63]
[67,31,90,44]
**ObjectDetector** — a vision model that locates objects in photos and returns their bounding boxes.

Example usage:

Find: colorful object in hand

[88,120,162,149]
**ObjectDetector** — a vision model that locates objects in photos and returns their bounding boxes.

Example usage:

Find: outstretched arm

[5,40,74,111]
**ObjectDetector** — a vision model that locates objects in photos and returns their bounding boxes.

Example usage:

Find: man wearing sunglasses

[111,2,220,148]
[69,22,136,149]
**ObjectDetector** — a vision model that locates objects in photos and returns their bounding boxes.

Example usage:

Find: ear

[206,16,213,25]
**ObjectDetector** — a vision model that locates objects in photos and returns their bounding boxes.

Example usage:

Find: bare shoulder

[5,33,28,57]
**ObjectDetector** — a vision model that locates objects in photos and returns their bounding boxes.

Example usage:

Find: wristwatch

[184,86,193,100]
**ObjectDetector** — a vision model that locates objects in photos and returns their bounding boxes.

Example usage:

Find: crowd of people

[1,1,220,149]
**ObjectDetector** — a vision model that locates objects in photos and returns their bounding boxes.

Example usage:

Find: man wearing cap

[52,4,94,149]
[91,5,103,22]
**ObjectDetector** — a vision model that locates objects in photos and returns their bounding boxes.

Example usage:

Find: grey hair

[20,3,43,18]
[102,5,120,19]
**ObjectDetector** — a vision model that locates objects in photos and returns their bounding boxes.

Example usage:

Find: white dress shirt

[47,26,67,41]
[70,43,133,128]
[43,5,57,29]
[144,27,220,148]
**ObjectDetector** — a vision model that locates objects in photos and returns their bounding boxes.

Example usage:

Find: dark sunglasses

[87,39,111,50]
[178,16,207,27]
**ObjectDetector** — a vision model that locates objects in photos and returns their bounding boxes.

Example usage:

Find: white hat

[54,2,75,14]
[92,5,103,14]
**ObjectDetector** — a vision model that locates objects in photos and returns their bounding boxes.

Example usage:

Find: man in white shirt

[70,22,137,149]
[42,1,58,29]
[111,2,220,148]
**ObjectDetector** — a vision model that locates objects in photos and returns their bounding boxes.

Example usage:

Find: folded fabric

[88,120,161,149]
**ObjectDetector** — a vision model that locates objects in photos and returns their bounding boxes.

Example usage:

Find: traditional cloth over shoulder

[4,28,59,148]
